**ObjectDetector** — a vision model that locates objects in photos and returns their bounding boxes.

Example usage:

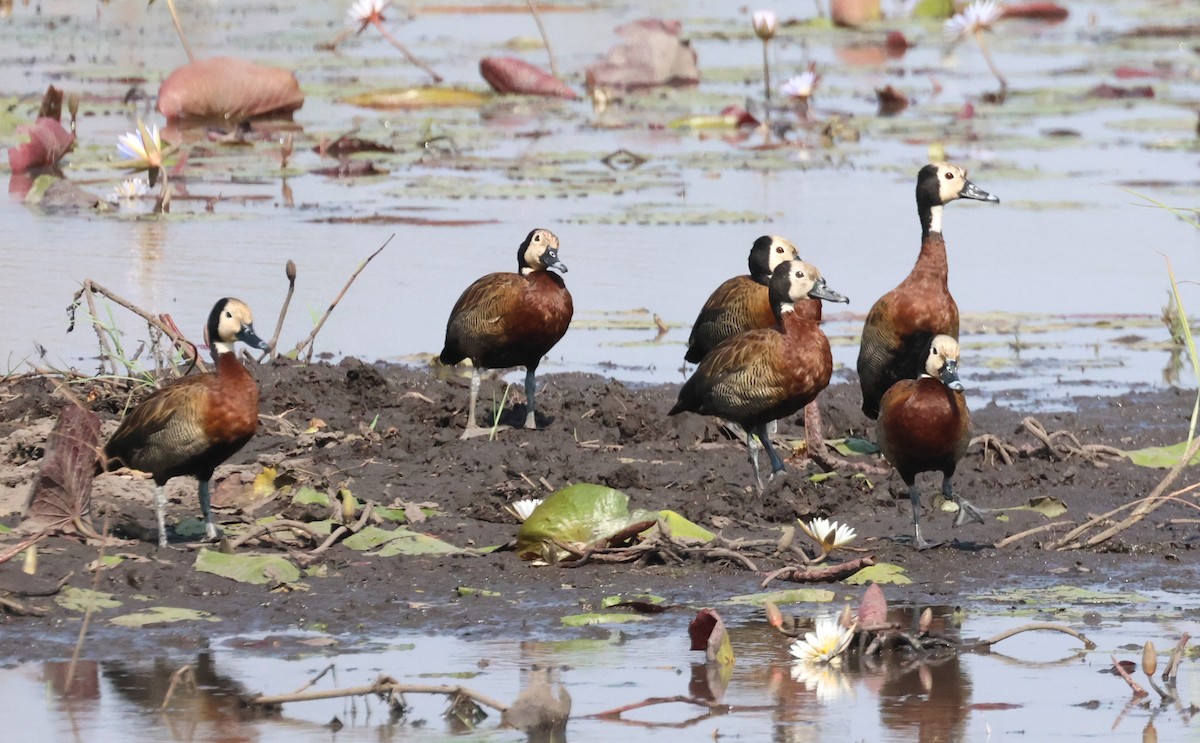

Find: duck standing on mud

[856,163,999,421]
[440,228,574,439]
[877,335,986,549]
[99,298,270,548]
[670,259,848,493]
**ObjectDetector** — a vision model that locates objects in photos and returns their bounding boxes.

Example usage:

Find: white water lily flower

[798,516,856,555]
[108,178,148,202]
[790,661,854,703]
[945,0,1003,38]
[347,0,389,27]
[505,497,543,523]
[752,9,777,40]
[789,615,855,664]
[116,121,165,170]
[780,71,818,99]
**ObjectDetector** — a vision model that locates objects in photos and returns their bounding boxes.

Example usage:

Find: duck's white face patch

[767,236,800,272]
[935,162,970,204]
[924,334,960,378]
[521,229,561,275]
[214,299,254,353]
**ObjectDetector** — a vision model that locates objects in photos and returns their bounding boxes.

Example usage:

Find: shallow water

[4,597,1196,742]
[2,0,1198,407]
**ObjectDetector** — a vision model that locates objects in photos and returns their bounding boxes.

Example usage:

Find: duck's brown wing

[103,377,212,477]
[685,277,771,364]
[439,272,521,365]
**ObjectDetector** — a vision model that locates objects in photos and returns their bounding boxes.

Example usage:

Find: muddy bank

[0,361,1197,663]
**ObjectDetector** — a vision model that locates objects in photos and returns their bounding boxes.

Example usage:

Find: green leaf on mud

[341,87,490,110]
[373,506,409,523]
[457,586,501,597]
[830,437,879,456]
[110,606,220,627]
[345,526,464,556]
[725,589,835,606]
[643,510,716,543]
[561,613,650,627]
[601,593,665,608]
[996,496,1068,518]
[292,487,331,506]
[194,549,301,585]
[844,563,912,585]
[516,483,638,561]
[0,524,10,533]
[1121,441,1200,468]
[56,587,122,612]
[342,525,399,550]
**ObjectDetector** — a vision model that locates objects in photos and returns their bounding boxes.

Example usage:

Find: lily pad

[560,613,650,627]
[344,526,464,556]
[194,549,301,585]
[55,586,122,612]
[457,587,501,597]
[516,483,639,561]
[601,593,666,608]
[292,486,331,506]
[643,510,715,543]
[110,606,220,628]
[341,87,490,110]
[830,437,880,456]
[844,563,912,585]
[1121,441,1200,468]
[725,589,836,606]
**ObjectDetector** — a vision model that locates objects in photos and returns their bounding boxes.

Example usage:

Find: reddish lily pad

[480,57,578,99]
[7,118,75,174]
[157,56,304,123]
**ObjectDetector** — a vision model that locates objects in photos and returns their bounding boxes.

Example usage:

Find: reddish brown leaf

[7,118,75,174]
[157,56,304,123]
[719,104,759,128]
[857,583,888,627]
[876,85,909,116]
[831,0,881,28]
[23,405,100,533]
[1001,3,1068,21]
[1088,83,1154,100]
[885,31,911,56]
[688,607,720,651]
[479,57,579,99]
[585,19,698,91]
[1113,67,1159,79]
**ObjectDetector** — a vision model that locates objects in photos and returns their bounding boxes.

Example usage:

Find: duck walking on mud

[877,335,985,549]
[440,228,574,438]
[99,298,270,548]
[857,163,999,421]
[670,259,848,493]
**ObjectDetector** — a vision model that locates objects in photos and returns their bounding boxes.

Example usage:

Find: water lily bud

[1142,641,1157,677]
[838,603,853,628]
[919,607,933,634]
[752,9,777,41]
[286,260,297,282]
[339,488,355,524]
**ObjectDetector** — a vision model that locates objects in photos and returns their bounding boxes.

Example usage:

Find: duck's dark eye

[225,311,233,318]
[775,246,783,253]
[944,172,954,180]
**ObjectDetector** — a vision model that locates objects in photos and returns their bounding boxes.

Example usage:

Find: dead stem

[248,679,508,714]
[760,555,877,587]
[1111,654,1149,697]
[160,665,196,710]
[266,260,297,362]
[525,0,559,78]
[291,236,392,363]
[291,663,336,695]
[71,279,208,373]
[226,519,327,550]
[584,695,774,721]
[301,502,374,564]
[972,29,1006,92]
[371,19,443,83]
[163,0,196,63]
[965,622,1096,651]
[992,520,1074,549]
[65,509,111,692]
[1163,633,1190,685]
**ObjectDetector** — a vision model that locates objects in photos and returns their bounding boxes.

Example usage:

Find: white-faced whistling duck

[856,163,998,420]
[684,235,804,363]
[101,298,270,547]
[877,334,986,549]
[670,259,849,493]
[439,228,574,439]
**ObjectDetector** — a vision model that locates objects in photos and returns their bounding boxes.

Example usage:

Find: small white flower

[789,615,855,664]
[108,178,148,202]
[116,120,165,170]
[945,0,1003,38]
[790,661,854,703]
[347,0,389,26]
[798,516,856,555]
[752,9,777,40]
[780,71,819,99]
[505,498,543,522]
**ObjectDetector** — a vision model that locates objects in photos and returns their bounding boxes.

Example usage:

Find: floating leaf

[561,613,649,627]
[725,589,835,605]
[194,549,300,585]
[688,608,734,665]
[1121,442,1200,468]
[7,117,75,174]
[56,587,121,612]
[601,593,666,608]
[158,56,304,122]
[340,87,490,110]
[457,587,501,597]
[342,525,400,551]
[479,56,578,99]
[110,606,220,627]
[845,563,912,585]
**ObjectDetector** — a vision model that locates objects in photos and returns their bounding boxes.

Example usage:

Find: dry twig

[964,621,1096,651]
[291,236,392,362]
[248,676,508,714]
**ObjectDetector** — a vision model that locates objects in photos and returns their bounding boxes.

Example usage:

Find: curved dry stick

[584,695,774,721]
[159,665,196,710]
[301,502,374,563]
[227,519,327,550]
[163,0,196,63]
[248,680,508,714]
[1110,654,1149,697]
[71,280,208,373]
[992,520,1074,549]
[760,555,876,587]
[291,236,393,363]
[965,622,1096,651]
[1163,633,1190,685]
[370,19,443,83]
[266,260,297,362]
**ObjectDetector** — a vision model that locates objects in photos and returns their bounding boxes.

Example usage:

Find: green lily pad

[1121,441,1200,468]
[110,606,220,627]
[373,506,409,523]
[457,587,501,598]
[560,613,650,627]
[56,586,122,612]
[725,589,836,606]
[342,525,400,551]
[343,526,463,556]
[516,483,639,561]
[601,593,666,608]
[194,549,301,585]
[844,563,912,585]
[912,0,953,18]
[644,510,716,543]
[292,487,331,506]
